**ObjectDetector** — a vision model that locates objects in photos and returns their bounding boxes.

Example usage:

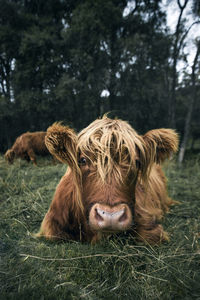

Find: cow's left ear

[45,123,79,169]
[143,129,179,164]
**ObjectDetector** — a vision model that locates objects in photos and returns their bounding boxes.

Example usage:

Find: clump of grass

[0,155,200,299]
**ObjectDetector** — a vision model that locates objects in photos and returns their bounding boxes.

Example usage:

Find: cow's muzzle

[89,203,133,232]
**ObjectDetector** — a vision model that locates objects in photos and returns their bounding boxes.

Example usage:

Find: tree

[178,40,200,164]
[192,0,200,16]
[56,0,129,128]
[0,0,22,100]
[167,0,190,128]
[117,0,171,131]
[12,0,66,129]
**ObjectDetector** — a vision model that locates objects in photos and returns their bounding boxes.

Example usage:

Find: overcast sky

[163,0,200,69]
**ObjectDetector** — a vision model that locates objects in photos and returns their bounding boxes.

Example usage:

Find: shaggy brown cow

[36,117,179,244]
[5,131,49,165]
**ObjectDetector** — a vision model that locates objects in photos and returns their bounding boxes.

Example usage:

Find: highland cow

[36,117,179,244]
[5,131,49,165]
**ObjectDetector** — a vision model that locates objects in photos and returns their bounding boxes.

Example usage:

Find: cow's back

[29,132,48,154]
[12,131,48,155]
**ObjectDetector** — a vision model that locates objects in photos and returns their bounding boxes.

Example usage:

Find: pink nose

[89,203,132,232]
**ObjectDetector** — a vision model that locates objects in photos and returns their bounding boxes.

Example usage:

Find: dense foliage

[0,0,200,153]
[0,155,200,299]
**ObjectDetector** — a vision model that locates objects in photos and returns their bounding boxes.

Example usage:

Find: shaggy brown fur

[5,131,49,165]
[37,117,179,244]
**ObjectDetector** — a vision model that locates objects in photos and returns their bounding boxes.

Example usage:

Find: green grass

[0,154,200,300]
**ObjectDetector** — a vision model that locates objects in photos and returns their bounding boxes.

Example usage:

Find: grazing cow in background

[36,116,179,244]
[5,131,49,165]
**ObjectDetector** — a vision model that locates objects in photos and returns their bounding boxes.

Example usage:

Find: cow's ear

[45,123,78,169]
[143,129,179,164]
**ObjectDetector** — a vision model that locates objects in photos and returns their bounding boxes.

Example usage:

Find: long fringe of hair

[77,116,149,185]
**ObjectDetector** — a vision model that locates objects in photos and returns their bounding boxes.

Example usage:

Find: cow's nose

[89,203,132,232]
[95,207,127,224]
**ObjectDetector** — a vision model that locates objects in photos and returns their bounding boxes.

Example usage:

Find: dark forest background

[0,0,200,162]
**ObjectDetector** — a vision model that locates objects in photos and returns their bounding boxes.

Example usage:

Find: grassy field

[0,154,200,300]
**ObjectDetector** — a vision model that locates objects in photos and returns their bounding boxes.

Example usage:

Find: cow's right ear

[45,123,78,169]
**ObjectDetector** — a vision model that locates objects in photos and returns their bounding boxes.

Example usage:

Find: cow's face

[77,119,142,233]
[45,117,178,235]
[5,149,15,164]
[79,153,136,233]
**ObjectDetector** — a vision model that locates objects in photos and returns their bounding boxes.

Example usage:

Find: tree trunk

[178,96,195,163]
[168,0,189,128]
[178,42,200,164]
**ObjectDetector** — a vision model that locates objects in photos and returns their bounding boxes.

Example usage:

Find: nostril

[95,208,104,221]
[118,210,127,222]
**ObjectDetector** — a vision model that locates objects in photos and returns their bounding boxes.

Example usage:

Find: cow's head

[5,149,15,164]
[45,117,178,235]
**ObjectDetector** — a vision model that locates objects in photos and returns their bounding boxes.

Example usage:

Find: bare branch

[177,21,200,53]
[177,0,189,10]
